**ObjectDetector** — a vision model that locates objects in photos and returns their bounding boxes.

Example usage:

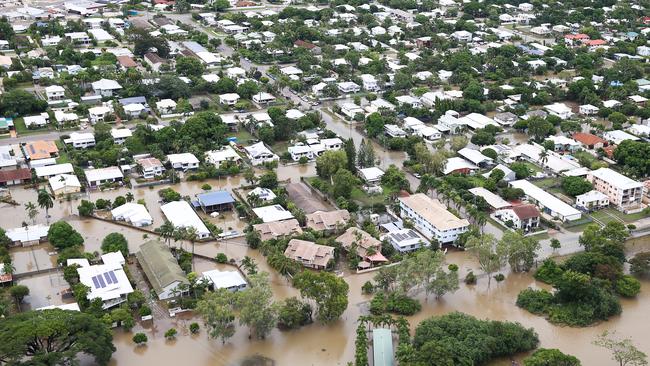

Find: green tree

[236,272,277,339]
[344,138,356,171]
[196,288,236,344]
[562,176,593,197]
[510,162,531,179]
[524,348,581,366]
[101,233,129,256]
[77,200,95,217]
[0,309,115,365]
[164,328,178,339]
[10,285,29,307]
[527,117,555,141]
[629,252,650,277]
[24,202,38,225]
[331,168,357,199]
[465,233,507,287]
[293,271,349,323]
[132,333,147,345]
[316,150,348,181]
[500,231,541,273]
[277,297,312,329]
[47,221,84,250]
[175,56,204,77]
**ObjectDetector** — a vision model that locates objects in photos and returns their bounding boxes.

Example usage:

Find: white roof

[67,258,90,268]
[458,148,493,165]
[92,78,122,91]
[546,135,580,146]
[37,303,81,311]
[167,153,199,165]
[35,163,74,177]
[157,99,177,109]
[359,167,385,182]
[252,205,294,223]
[469,187,511,209]
[6,225,49,243]
[248,187,276,201]
[513,144,581,173]
[286,109,305,119]
[68,132,95,143]
[49,174,81,191]
[576,189,609,202]
[510,180,581,219]
[589,168,642,190]
[77,263,133,302]
[604,130,640,144]
[160,201,210,236]
[85,166,124,182]
[205,146,241,164]
[483,164,515,180]
[111,203,153,226]
[281,66,303,75]
[88,28,114,41]
[544,102,572,114]
[458,113,497,129]
[201,269,247,290]
[101,251,126,267]
[111,128,132,139]
[443,157,478,175]
[45,85,65,93]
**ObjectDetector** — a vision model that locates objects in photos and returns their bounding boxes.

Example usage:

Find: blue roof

[197,190,235,206]
[119,96,147,106]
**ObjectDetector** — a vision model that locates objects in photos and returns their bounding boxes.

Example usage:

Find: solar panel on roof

[97,274,106,288]
[104,272,113,284]
[109,271,118,284]
[92,276,100,288]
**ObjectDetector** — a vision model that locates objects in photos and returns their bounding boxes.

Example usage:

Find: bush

[277,297,312,330]
[534,259,564,285]
[298,156,309,164]
[133,333,148,345]
[215,253,228,263]
[164,328,177,339]
[139,305,152,317]
[464,271,477,285]
[516,288,553,314]
[629,252,650,277]
[77,200,95,216]
[189,322,200,334]
[201,183,212,191]
[524,348,581,366]
[361,281,374,295]
[95,198,111,210]
[615,275,641,297]
[370,292,421,316]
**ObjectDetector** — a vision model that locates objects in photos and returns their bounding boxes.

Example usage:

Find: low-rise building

[494,204,541,232]
[91,78,122,97]
[243,142,279,166]
[576,190,610,211]
[111,203,153,227]
[201,269,247,292]
[136,157,165,179]
[336,227,388,268]
[77,256,134,309]
[167,153,200,171]
[160,201,211,238]
[305,210,350,232]
[284,239,334,270]
[195,190,236,213]
[6,225,49,246]
[399,193,470,244]
[85,166,123,188]
[252,205,294,223]
[136,240,189,300]
[253,219,303,241]
[111,128,132,145]
[49,174,81,197]
[587,168,643,212]
[382,227,429,253]
[509,180,582,221]
[65,132,95,149]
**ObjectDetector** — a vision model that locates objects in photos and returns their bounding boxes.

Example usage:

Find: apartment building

[587,168,643,212]
[398,193,470,244]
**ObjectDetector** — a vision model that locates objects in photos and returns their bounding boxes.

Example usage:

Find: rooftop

[399,193,470,231]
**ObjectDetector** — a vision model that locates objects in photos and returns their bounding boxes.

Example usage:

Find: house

[0,168,31,187]
[123,103,146,119]
[136,240,190,300]
[545,135,581,152]
[340,103,364,119]
[358,167,385,185]
[384,124,406,138]
[91,79,122,97]
[336,227,388,268]
[321,138,343,151]
[458,113,497,130]
[252,205,294,223]
[253,219,302,241]
[360,74,380,91]
[252,92,276,105]
[494,204,540,232]
[284,239,334,270]
[483,164,516,182]
[579,104,599,116]
[399,193,470,244]
[337,81,361,94]
[111,203,153,227]
[469,187,512,211]
[137,157,165,179]
[49,174,81,197]
[156,99,177,115]
[305,210,350,232]
[88,106,112,124]
[34,163,74,179]
[219,93,241,106]
[85,166,124,188]
[167,153,199,171]
[509,180,582,221]
[144,53,167,72]
[458,148,494,168]
[201,270,247,292]
[576,190,610,211]
[243,142,279,166]
[417,126,442,142]
[288,144,314,161]
[395,95,421,108]
[494,112,518,126]
[572,133,608,150]
[382,227,429,253]
[77,257,134,309]
[111,128,132,144]
[65,132,95,149]
[587,168,643,212]
[544,102,573,119]
[195,190,236,213]
[443,157,479,175]
[437,112,464,134]
[603,130,639,145]
[226,67,246,79]
[6,225,50,246]
[205,146,241,167]
[248,187,276,202]
[65,32,91,46]
[117,55,137,70]
[45,85,65,102]
[161,201,211,238]
[23,114,49,128]
[23,141,58,161]
[452,30,473,42]
[627,124,650,137]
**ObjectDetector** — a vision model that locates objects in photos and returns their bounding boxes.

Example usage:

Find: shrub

[277,297,312,330]
[298,156,309,164]
[361,281,374,295]
[524,348,581,366]
[534,259,564,285]
[164,328,177,339]
[516,288,553,314]
[133,333,148,345]
[629,252,650,277]
[201,183,212,191]
[370,292,421,316]
[189,322,200,334]
[95,198,111,210]
[615,275,641,297]
[139,305,152,317]
[464,271,477,285]
[77,200,95,216]
[215,253,228,263]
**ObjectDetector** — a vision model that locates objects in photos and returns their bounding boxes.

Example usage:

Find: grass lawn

[350,185,396,206]
[13,118,27,134]
[532,177,560,190]
[229,129,255,144]
[54,140,70,164]
[270,140,289,155]
[522,161,542,173]
[592,208,648,224]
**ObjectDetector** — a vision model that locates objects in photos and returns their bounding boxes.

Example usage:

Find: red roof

[585,39,606,46]
[117,56,137,68]
[572,132,606,146]
[511,204,540,220]
[0,168,31,183]
[294,40,316,49]
[565,33,589,40]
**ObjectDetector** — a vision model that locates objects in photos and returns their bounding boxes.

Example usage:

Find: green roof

[136,240,188,296]
[372,328,394,366]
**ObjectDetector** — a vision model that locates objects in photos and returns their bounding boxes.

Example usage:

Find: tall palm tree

[37,189,54,224]
[184,227,198,271]
[155,221,175,247]
[539,148,549,168]
[125,192,134,203]
[24,202,38,225]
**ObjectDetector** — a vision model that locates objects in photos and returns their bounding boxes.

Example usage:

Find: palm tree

[539,148,549,167]
[155,221,175,247]
[37,189,54,224]
[24,202,38,225]
[184,227,198,271]
[241,256,257,275]
[125,192,134,203]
